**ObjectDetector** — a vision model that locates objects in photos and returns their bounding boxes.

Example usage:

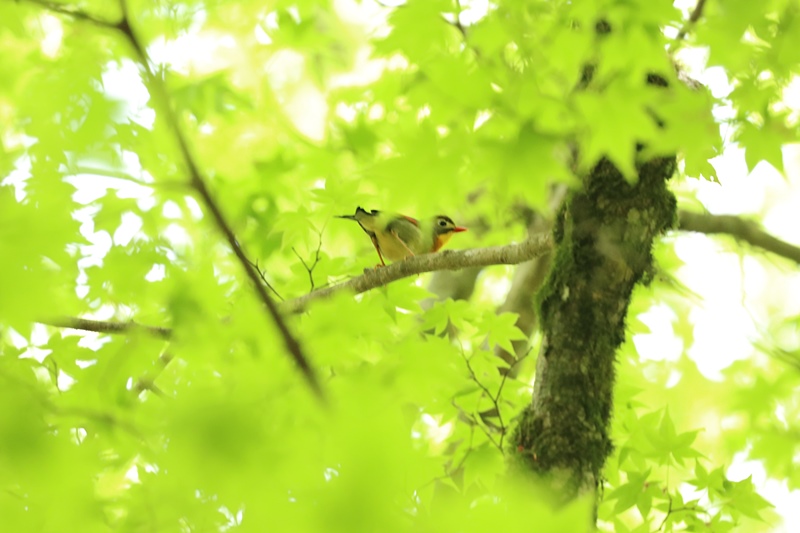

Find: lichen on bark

[510,154,677,499]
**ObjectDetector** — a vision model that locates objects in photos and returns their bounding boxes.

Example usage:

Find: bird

[337,207,467,266]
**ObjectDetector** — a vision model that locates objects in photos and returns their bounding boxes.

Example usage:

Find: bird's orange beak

[453,226,468,233]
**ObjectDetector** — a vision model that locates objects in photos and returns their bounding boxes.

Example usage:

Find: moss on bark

[510,155,677,498]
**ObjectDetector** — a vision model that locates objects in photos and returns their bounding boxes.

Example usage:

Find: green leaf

[645,408,701,465]
[607,469,649,513]
[734,117,794,174]
[462,442,505,489]
[172,73,254,121]
[574,80,659,180]
[481,311,526,355]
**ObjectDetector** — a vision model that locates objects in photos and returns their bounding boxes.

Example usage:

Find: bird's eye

[438,219,447,227]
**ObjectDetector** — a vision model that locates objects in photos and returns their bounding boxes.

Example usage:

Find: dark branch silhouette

[27,0,323,401]
[41,317,171,340]
[673,0,708,45]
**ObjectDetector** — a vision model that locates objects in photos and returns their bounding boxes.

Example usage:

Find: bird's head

[431,215,467,251]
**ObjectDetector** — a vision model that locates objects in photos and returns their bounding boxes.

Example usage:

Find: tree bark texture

[510,155,677,498]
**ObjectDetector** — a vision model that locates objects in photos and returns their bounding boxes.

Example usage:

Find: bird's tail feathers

[336,206,374,220]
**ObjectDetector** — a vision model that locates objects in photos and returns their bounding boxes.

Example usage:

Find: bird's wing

[400,215,419,226]
[384,217,426,256]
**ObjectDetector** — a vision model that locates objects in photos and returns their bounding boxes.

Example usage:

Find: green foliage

[1,0,798,531]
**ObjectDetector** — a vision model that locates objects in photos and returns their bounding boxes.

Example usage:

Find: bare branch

[26,0,324,401]
[452,399,503,453]
[123,1,324,400]
[291,226,326,292]
[25,0,114,24]
[457,341,506,442]
[292,248,315,291]
[133,352,174,396]
[283,233,554,313]
[678,210,800,265]
[245,257,284,301]
[41,317,172,340]
[672,0,707,47]
[494,350,532,406]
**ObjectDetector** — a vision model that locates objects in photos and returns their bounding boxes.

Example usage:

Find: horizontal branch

[38,235,553,338]
[281,233,555,313]
[678,210,800,265]
[41,317,171,340]
[38,211,800,339]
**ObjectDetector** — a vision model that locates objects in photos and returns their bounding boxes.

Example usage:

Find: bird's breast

[375,232,415,261]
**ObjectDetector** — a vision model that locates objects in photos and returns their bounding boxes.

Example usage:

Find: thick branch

[283,234,554,313]
[678,210,800,265]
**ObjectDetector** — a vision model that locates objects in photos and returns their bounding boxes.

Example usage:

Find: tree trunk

[510,155,677,500]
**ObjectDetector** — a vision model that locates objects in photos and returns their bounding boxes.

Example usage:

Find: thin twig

[132,352,174,396]
[494,349,531,406]
[458,342,506,438]
[416,424,476,493]
[453,338,505,451]
[26,0,114,24]
[246,257,284,301]
[490,350,532,448]
[292,248,315,291]
[453,399,503,453]
[291,225,327,292]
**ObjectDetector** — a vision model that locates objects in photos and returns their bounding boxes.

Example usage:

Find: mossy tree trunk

[510,155,677,499]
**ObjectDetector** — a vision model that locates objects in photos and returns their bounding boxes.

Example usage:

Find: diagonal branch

[678,210,800,265]
[245,257,284,301]
[26,0,114,24]
[672,0,707,48]
[119,0,323,400]
[27,0,324,401]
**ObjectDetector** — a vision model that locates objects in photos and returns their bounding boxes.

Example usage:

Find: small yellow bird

[337,207,467,266]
